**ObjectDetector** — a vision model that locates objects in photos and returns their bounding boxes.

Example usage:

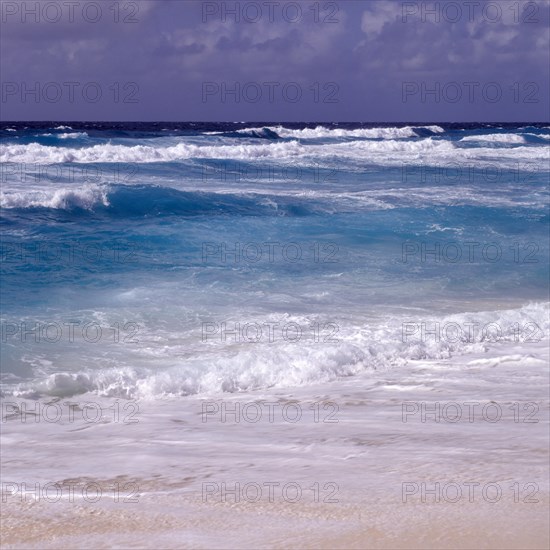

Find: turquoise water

[1,123,549,397]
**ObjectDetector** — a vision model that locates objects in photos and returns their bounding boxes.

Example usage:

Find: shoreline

[2,340,548,548]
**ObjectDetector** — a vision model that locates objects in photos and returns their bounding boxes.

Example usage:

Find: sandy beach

[2,340,548,549]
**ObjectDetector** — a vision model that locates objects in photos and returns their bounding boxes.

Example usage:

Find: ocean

[1,121,549,547]
[1,122,549,398]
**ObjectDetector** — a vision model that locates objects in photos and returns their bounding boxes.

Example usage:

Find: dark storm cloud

[1,0,548,121]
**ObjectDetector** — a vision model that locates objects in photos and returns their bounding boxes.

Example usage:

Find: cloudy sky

[1,0,549,121]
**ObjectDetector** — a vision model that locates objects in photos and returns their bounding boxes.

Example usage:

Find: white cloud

[361,1,400,38]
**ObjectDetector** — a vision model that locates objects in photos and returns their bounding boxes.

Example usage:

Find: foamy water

[1,122,549,547]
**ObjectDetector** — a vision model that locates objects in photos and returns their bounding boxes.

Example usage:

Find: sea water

[1,122,548,399]
[1,122,549,547]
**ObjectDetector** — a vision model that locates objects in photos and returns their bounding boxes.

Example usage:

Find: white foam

[526,133,550,140]
[58,132,88,139]
[460,133,526,143]
[225,125,446,139]
[8,303,549,400]
[0,140,304,163]
[2,136,546,169]
[0,184,109,210]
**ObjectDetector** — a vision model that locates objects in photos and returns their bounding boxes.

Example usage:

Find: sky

[1,0,549,121]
